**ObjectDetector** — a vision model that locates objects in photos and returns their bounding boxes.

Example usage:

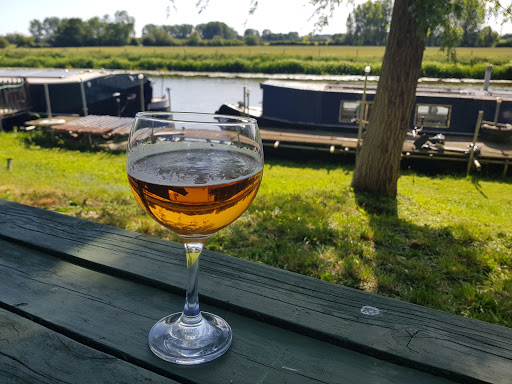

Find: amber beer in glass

[126,112,263,364]
[128,149,262,237]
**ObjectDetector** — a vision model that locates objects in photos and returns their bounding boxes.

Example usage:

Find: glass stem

[182,241,204,324]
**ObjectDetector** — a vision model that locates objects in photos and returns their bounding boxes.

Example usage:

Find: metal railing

[0,78,29,116]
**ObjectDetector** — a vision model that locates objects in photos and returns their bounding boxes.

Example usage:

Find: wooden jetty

[22,114,512,175]
[260,126,512,172]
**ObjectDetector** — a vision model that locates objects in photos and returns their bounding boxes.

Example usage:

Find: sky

[0,0,511,38]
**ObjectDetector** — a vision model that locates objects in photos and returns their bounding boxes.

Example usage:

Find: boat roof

[0,68,144,84]
[262,80,512,101]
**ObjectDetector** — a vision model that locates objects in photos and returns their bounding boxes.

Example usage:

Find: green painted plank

[0,309,179,384]
[1,199,511,383]
[0,239,454,384]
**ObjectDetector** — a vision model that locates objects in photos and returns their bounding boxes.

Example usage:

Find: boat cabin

[260,80,511,136]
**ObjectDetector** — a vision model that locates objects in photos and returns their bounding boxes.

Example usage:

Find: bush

[141,33,178,47]
[268,40,309,46]
[5,33,34,47]
[244,35,260,46]
[0,37,9,48]
[96,58,132,69]
[493,63,512,79]
[496,39,512,47]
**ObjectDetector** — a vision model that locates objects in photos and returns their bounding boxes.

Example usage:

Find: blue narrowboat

[0,69,166,118]
[219,80,512,138]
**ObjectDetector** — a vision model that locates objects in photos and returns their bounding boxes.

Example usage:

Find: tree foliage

[244,35,261,45]
[4,33,34,47]
[261,31,300,41]
[163,24,194,39]
[346,0,392,46]
[195,21,239,39]
[27,11,135,47]
[10,2,509,48]
[0,36,9,48]
[141,25,178,46]
[244,28,260,37]
[342,0,502,48]
[52,18,89,47]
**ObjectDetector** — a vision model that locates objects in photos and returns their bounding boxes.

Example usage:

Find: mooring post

[246,89,251,115]
[166,87,171,111]
[483,66,492,92]
[467,111,484,177]
[138,74,145,112]
[356,65,371,163]
[493,97,502,124]
[43,83,52,118]
[243,84,247,116]
[80,79,88,116]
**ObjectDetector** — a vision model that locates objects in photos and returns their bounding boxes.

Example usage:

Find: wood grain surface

[1,199,511,383]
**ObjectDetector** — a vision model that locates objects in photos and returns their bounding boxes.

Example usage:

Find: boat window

[339,101,372,123]
[415,104,451,129]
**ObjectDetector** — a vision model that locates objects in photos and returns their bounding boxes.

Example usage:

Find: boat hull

[27,74,152,117]
[0,69,154,118]
[257,80,512,137]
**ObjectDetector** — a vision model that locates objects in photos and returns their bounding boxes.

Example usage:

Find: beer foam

[127,141,263,186]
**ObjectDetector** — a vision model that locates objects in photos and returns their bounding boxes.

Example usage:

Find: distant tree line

[20,11,136,47]
[140,22,303,47]
[0,3,509,49]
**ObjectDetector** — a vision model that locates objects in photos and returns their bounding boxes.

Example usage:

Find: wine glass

[126,112,264,365]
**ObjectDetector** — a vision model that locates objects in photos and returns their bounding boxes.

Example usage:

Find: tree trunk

[351,0,426,195]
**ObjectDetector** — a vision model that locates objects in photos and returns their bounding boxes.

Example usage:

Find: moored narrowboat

[218,80,512,139]
[0,68,167,118]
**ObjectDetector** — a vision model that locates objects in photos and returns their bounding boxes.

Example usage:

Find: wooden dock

[260,126,512,172]
[22,115,512,174]
[1,198,512,383]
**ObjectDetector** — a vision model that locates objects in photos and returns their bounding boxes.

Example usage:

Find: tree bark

[351,0,426,195]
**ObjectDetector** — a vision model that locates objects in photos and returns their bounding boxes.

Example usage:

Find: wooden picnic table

[0,198,511,383]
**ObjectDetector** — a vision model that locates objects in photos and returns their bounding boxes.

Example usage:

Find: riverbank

[143,69,512,86]
[1,46,512,79]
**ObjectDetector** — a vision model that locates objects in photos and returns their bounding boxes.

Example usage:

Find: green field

[1,131,511,327]
[1,45,512,78]
[5,45,512,59]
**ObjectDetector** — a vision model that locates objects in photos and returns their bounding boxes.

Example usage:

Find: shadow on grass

[346,189,511,326]
[470,174,489,198]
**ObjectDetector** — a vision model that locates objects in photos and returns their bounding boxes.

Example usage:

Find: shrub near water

[1,46,511,79]
[421,61,512,79]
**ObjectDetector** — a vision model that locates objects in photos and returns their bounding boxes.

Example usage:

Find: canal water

[148,74,512,114]
[149,76,263,113]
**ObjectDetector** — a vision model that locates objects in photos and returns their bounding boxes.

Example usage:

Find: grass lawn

[1,131,511,327]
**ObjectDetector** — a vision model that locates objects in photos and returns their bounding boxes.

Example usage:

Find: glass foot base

[148,312,232,365]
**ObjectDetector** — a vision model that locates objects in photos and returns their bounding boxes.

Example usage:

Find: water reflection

[149,77,263,114]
